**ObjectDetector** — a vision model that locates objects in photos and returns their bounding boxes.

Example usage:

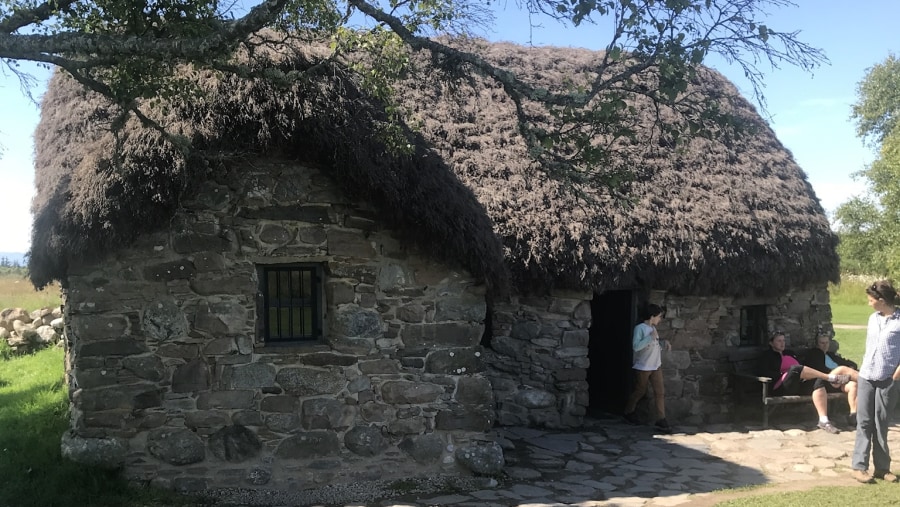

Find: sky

[0,0,897,254]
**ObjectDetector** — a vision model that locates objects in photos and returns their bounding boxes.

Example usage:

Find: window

[740,305,767,347]
[258,264,323,343]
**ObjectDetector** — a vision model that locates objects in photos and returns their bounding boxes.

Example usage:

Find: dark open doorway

[587,290,635,416]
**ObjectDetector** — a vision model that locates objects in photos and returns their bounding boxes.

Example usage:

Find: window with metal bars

[258,264,323,343]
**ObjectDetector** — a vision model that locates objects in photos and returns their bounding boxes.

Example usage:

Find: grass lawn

[832,328,866,366]
[829,275,874,366]
[0,347,198,507]
[831,303,873,326]
[0,269,61,311]
[714,483,898,506]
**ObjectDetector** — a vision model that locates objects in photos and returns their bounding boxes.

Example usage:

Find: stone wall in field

[0,306,64,354]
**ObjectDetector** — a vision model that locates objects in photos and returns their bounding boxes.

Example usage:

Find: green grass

[831,303,873,325]
[0,348,199,507]
[829,276,874,308]
[828,274,874,366]
[714,483,898,506]
[832,328,866,366]
[0,271,61,311]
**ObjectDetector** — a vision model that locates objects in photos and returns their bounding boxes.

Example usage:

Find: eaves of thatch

[30,38,839,297]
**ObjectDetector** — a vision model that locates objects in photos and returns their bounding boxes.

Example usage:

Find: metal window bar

[264,266,319,342]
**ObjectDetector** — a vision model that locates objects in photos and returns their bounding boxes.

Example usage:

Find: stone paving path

[215,415,900,506]
[380,415,900,507]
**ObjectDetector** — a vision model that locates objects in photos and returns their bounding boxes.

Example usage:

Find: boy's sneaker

[623,412,640,425]
[654,418,672,433]
[817,421,840,434]
[831,374,850,385]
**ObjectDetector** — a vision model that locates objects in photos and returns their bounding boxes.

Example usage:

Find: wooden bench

[729,347,848,428]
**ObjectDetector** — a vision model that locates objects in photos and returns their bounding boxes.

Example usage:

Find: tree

[1,0,825,185]
[836,54,900,277]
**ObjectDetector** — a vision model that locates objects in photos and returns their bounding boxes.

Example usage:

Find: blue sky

[1,1,897,253]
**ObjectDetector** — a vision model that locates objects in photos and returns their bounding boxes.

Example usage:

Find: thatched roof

[30,38,839,296]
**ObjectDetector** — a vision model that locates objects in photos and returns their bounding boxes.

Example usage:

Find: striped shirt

[859,307,900,382]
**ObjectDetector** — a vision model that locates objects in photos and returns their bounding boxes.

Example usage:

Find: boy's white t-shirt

[632,322,662,371]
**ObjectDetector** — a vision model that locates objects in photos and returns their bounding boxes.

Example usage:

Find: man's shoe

[852,469,875,484]
[654,418,672,433]
[623,412,640,425]
[817,421,840,434]
[846,412,857,428]
[874,470,899,482]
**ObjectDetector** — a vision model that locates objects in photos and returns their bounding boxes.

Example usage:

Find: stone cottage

[29,38,838,492]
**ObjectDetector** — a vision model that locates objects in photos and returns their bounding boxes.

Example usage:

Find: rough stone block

[143,259,197,281]
[208,425,262,463]
[196,390,256,410]
[380,381,444,404]
[274,432,340,459]
[147,428,205,465]
[172,359,211,393]
[61,431,129,467]
[435,405,492,431]
[455,376,493,406]
[344,425,386,457]
[425,348,485,375]
[275,367,345,396]
[224,363,276,389]
[327,229,376,258]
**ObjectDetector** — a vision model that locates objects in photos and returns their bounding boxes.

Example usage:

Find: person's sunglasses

[871,283,883,299]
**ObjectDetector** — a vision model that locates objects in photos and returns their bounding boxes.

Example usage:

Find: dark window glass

[259,265,322,342]
[740,305,767,347]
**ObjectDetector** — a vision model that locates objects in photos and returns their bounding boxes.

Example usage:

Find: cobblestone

[210,414,900,506]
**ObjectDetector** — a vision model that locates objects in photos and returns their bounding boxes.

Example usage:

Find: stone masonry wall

[484,290,593,429]
[59,160,501,493]
[484,286,832,428]
[645,287,833,425]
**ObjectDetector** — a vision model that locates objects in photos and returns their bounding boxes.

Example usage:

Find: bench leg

[763,405,769,428]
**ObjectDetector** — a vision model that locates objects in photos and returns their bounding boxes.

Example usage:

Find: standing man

[851,280,900,483]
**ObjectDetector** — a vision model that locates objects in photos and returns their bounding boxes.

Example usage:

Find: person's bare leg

[800,366,836,382]
[845,381,858,413]
[812,386,829,418]
[649,368,665,419]
[625,370,651,414]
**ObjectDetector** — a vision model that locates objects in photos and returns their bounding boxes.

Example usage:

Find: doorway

[587,290,636,416]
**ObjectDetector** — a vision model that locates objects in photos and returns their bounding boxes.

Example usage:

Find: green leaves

[851,54,900,146]
[837,54,900,278]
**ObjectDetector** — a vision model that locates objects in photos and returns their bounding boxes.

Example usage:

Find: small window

[258,264,323,343]
[740,305,767,347]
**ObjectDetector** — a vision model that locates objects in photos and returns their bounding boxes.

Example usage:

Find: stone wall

[484,286,832,428]
[1,306,63,354]
[59,160,501,493]
[484,290,593,428]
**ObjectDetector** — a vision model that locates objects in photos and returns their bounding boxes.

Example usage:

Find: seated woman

[803,333,859,426]
[757,331,850,433]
